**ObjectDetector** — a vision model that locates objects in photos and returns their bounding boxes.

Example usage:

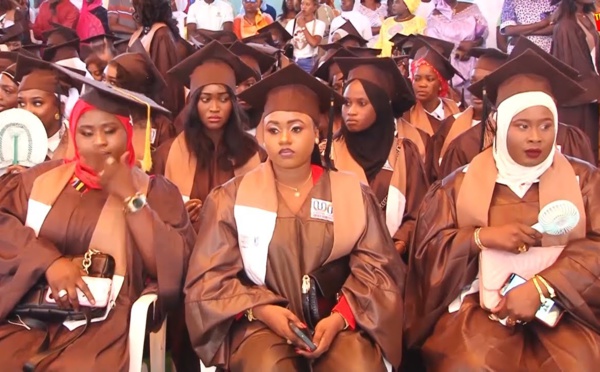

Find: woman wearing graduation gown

[0,68,195,371]
[425,48,508,182]
[14,53,76,165]
[0,53,18,113]
[128,0,184,115]
[402,36,462,137]
[154,41,264,230]
[311,46,355,139]
[439,45,597,179]
[185,63,405,371]
[330,56,429,255]
[104,40,176,151]
[228,40,277,136]
[404,50,600,371]
[551,0,600,163]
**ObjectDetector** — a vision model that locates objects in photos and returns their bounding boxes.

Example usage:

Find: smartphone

[45,276,112,308]
[289,322,317,352]
[500,273,564,327]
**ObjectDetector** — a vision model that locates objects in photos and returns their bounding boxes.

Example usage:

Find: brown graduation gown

[332,137,430,248]
[403,99,461,136]
[404,157,600,371]
[130,26,185,117]
[152,114,176,150]
[425,107,478,183]
[184,172,406,370]
[0,161,195,371]
[439,121,597,180]
[152,136,259,204]
[552,15,600,161]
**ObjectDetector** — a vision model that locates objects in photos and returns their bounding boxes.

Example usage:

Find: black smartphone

[289,322,317,352]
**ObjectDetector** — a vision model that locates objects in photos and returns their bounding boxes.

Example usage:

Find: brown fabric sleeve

[404,174,479,349]
[184,180,287,368]
[151,138,175,176]
[552,19,600,106]
[341,184,406,369]
[149,28,185,116]
[538,160,600,333]
[153,114,176,149]
[392,138,430,246]
[425,116,454,183]
[140,175,196,310]
[0,162,64,319]
[438,125,482,179]
[558,123,596,165]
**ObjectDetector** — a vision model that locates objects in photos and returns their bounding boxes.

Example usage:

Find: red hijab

[68,99,136,189]
[410,58,450,98]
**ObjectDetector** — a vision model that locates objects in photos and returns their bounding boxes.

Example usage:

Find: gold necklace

[276,172,313,197]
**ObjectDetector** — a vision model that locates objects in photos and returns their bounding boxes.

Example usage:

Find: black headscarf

[337,79,396,181]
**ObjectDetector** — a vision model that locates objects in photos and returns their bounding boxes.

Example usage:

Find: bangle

[532,277,547,305]
[474,227,486,250]
[535,275,556,299]
[333,311,349,330]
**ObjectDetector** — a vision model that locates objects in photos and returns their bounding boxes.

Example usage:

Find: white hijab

[493,91,558,198]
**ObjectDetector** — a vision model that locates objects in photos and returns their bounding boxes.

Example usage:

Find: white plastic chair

[128,293,168,372]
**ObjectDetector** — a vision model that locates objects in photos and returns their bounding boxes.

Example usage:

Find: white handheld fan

[0,108,48,175]
[532,200,580,236]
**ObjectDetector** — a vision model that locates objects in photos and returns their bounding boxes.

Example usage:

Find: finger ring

[58,289,68,298]
[518,244,528,253]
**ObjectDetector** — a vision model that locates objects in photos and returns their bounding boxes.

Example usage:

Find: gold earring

[55,113,60,120]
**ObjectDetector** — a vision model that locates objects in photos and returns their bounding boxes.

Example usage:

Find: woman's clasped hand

[252,305,346,358]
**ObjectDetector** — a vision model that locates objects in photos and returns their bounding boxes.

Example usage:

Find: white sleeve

[314,20,326,37]
[328,17,343,42]
[360,17,372,40]
[221,2,234,23]
[285,19,295,34]
[187,4,198,25]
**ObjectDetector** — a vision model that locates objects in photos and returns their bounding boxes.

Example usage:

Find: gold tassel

[141,102,152,173]
[112,87,153,173]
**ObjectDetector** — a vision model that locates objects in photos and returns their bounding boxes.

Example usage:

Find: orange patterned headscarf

[410,58,449,98]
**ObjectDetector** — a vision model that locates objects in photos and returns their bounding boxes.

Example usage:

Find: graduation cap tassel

[480,88,490,151]
[113,86,153,173]
[323,94,337,171]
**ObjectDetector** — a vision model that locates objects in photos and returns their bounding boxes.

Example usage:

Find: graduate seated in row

[184,64,405,371]
[405,49,600,371]
[0,68,195,371]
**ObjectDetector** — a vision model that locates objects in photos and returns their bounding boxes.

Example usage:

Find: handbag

[11,249,115,322]
[9,249,115,371]
[301,256,350,330]
[479,246,564,310]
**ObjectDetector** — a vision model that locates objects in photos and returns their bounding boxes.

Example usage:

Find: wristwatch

[124,192,147,213]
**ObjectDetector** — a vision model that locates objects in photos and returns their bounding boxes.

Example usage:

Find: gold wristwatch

[124,192,147,213]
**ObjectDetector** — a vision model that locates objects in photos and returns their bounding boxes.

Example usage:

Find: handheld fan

[0,108,48,174]
[532,200,580,236]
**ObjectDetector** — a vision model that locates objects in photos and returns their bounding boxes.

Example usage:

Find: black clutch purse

[11,249,115,322]
[301,256,350,330]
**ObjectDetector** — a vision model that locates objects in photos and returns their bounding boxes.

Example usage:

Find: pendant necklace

[276,172,313,197]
